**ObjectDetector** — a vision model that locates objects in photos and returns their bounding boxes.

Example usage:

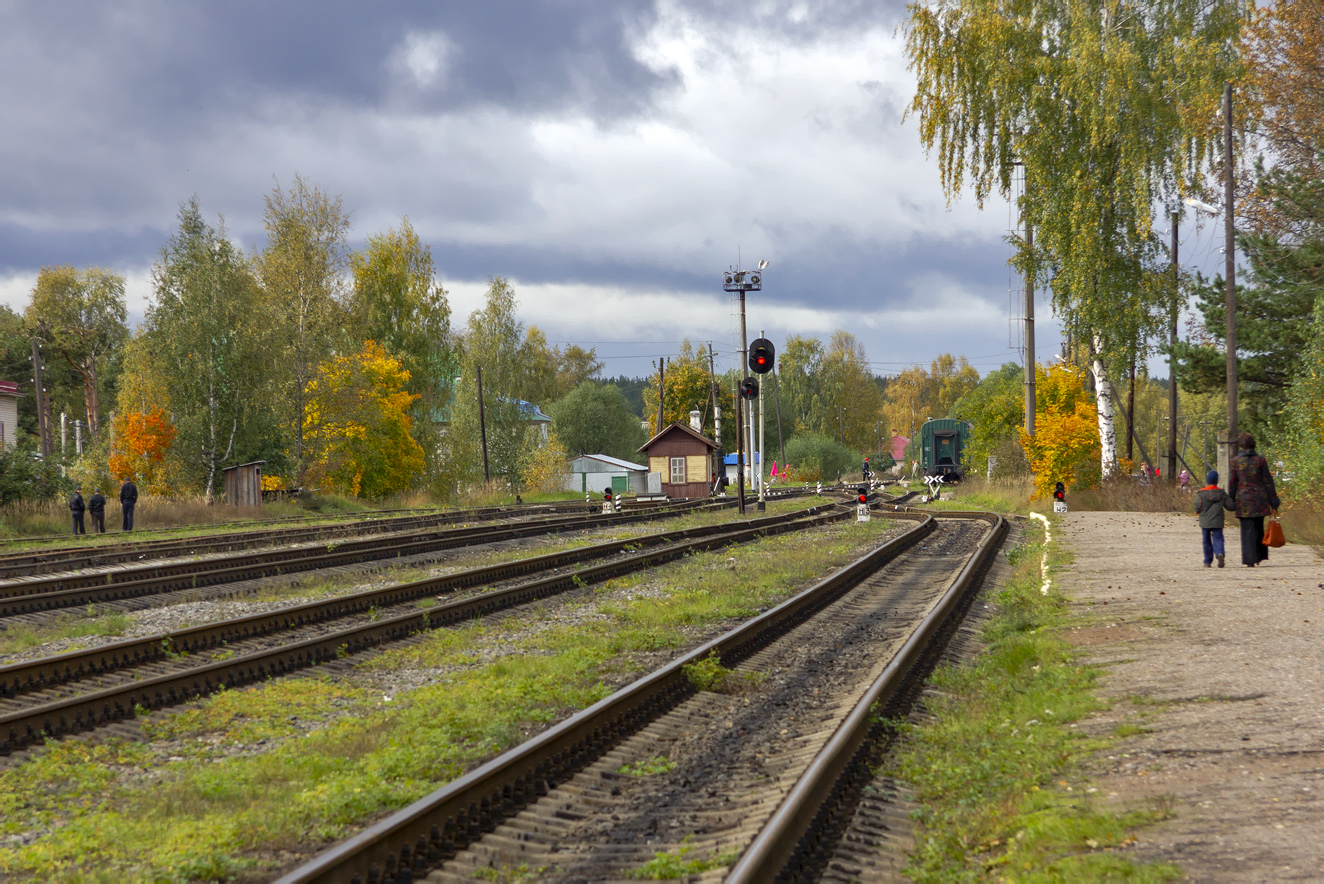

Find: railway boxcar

[906,418,972,481]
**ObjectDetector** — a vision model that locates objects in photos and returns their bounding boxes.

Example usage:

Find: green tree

[951,363,1025,474]
[905,0,1242,476]
[778,335,826,437]
[257,175,351,477]
[349,218,456,478]
[447,278,533,485]
[145,198,275,501]
[642,341,730,440]
[24,265,128,439]
[550,382,647,462]
[349,218,455,407]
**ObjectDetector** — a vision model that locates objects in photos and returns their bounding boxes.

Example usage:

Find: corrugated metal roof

[570,454,648,471]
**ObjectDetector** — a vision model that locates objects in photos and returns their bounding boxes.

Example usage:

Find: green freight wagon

[905,418,972,481]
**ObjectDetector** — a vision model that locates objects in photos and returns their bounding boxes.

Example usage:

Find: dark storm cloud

[1,2,667,124]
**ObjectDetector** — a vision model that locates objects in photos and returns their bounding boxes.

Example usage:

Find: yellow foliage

[1020,363,1101,499]
[521,434,571,494]
[303,341,424,498]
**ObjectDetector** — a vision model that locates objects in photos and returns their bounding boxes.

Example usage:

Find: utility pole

[1168,212,1179,482]
[708,345,723,494]
[30,338,50,459]
[657,358,666,433]
[1222,82,1238,479]
[476,366,490,483]
[1024,218,1036,436]
[773,366,785,471]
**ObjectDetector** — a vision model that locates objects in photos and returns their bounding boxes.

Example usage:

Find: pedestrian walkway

[1058,511,1324,881]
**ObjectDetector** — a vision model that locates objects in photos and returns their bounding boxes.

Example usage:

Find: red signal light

[858,492,868,504]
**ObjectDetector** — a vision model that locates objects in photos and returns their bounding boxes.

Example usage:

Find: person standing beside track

[88,488,106,534]
[119,477,138,532]
[1228,431,1280,568]
[69,485,86,536]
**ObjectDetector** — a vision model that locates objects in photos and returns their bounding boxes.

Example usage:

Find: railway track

[0,499,855,756]
[272,508,1006,884]
[0,500,722,619]
[0,500,670,580]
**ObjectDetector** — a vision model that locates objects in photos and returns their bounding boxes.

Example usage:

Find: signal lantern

[748,338,776,374]
[858,490,868,504]
[1053,482,1065,502]
[604,487,613,501]
[739,377,759,400]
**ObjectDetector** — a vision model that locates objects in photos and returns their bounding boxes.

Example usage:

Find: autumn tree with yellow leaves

[1020,363,1101,498]
[303,341,424,498]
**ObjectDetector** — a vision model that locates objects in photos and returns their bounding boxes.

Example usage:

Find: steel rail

[0,504,851,755]
[0,503,723,617]
[725,510,1008,883]
[0,497,697,577]
[0,503,595,579]
[0,501,838,700]
[275,507,936,884]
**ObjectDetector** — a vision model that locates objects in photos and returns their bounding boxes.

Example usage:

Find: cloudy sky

[0,1,1232,380]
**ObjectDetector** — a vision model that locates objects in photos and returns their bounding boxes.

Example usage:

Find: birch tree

[904,0,1243,476]
[258,175,351,477]
[148,197,272,502]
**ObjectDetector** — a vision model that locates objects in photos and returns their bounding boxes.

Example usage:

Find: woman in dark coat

[1227,431,1280,567]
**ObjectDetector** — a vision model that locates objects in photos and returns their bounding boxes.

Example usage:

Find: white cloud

[391,30,455,89]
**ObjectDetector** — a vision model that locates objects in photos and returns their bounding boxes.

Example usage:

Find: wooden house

[638,423,718,499]
[0,381,17,450]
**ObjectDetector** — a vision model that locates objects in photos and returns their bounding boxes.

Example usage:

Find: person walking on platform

[69,485,86,536]
[1194,471,1233,568]
[88,488,106,534]
[1228,432,1280,567]
[119,477,139,532]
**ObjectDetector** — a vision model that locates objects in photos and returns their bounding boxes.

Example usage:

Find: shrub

[783,432,856,482]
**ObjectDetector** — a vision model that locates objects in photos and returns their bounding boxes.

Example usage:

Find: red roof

[889,435,909,461]
[0,380,18,395]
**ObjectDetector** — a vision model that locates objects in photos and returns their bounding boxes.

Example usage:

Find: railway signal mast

[723,260,769,515]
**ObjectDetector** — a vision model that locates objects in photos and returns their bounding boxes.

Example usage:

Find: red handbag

[1263,517,1285,548]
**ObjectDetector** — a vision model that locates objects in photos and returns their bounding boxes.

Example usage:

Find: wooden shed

[223,461,265,507]
[638,423,718,499]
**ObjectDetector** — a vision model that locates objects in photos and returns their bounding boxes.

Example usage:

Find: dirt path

[1058,511,1324,881]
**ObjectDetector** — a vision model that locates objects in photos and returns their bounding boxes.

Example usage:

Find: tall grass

[0,489,429,543]
[1280,495,1324,547]
[944,474,1194,514]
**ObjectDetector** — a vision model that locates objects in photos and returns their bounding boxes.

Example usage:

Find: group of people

[68,478,138,536]
[1193,432,1281,568]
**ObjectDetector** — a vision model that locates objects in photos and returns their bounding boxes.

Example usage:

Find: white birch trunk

[1091,336,1118,479]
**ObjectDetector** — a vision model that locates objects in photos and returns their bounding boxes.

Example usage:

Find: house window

[670,457,686,484]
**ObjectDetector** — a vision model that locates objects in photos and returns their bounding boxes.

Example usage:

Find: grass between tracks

[0,503,885,883]
[887,520,1181,882]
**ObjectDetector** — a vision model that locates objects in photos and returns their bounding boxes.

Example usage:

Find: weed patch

[889,522,1183,881]
[618,756,676,777]
[630,839,737,879]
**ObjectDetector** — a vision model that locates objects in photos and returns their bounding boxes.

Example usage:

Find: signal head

[739,377,759,400]
[858,490,868,504]
[748,338,775,374]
